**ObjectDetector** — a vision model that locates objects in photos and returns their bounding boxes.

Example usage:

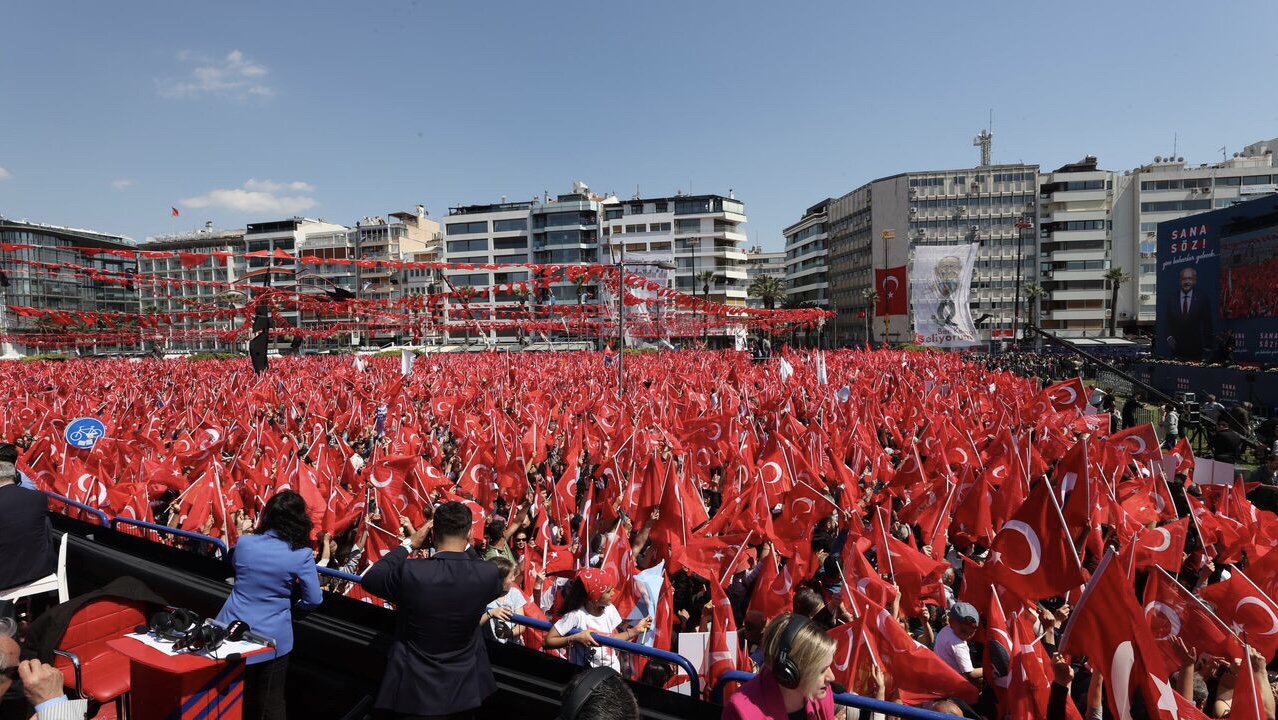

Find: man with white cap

[932,602,983,682]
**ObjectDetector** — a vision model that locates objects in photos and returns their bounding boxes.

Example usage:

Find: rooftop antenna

[973,110,993,166]
[1220,145,1227,162]
[1173,132,1178,161]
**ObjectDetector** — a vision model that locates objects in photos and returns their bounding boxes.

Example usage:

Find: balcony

[1049,249,1107,263]
[1046,308,1108,321]
[1047,189,1108,203]
[1049,269,1108,282]
[1051,289,1108,301]
[1044,228,1107,243]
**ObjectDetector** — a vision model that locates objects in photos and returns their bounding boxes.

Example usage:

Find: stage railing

[42,492,111,527]
[712,671,966,720]
[509,613,702,700]
[108,517,228,559]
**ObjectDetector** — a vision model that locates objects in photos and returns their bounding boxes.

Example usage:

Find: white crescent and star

[1144,528,1173,553]
[1236,597,1278,635]
[1143,601,1183,640]
[1111,641,1136,720]
[761,461,784,485]
[882,275,900,298]
[999,520,1042,575]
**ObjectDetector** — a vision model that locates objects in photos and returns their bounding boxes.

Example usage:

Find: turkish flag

[856,594,978,704]
[1132,518,1189,573]
[1107,423,1163,463]
[874,267,908,315]
[746,555,794,623]
[1231,642,1268,720]
[1059,550,1177,720]
[1198,570,1278,660]
[1142,567,1241,674]
[987,479,1086,602]
[1040,377,1089,414]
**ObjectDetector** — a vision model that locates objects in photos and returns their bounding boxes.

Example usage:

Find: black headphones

[148,608,201,642]
[559,666,618,720]
[173,622,227,653]
[773,614,810,690]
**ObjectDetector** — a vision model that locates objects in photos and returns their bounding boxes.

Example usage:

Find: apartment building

[783,199,830,308]
[0,217,139,355]
[137,225,247,353]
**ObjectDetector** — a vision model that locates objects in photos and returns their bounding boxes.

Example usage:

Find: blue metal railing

[109,517,228,558]
[317,566,364,583]
[712,671,964,720]
[509,613,702,700]
[43,492,111,527]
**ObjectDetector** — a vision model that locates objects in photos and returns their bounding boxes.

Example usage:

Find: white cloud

[243,178,314,193]
[110,179,133,190]
[0,167,10,181]
[182,179,317,215]
[158,50,273,100]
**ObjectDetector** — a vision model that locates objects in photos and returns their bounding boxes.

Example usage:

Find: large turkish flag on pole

[875,267,908,315]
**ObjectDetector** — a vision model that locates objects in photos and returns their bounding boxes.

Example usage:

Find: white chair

[0,532,69,604]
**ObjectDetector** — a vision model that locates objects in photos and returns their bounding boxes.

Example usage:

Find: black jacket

[362,546,503,715]
[0,484,54,591]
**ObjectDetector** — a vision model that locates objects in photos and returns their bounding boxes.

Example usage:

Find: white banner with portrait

[604,248,675,347]
[910,243,981,348]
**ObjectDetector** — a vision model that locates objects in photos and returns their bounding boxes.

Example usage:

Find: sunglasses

[514,537,528,543]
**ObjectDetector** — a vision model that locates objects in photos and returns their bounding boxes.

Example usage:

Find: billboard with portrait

[1156,195,1278,363]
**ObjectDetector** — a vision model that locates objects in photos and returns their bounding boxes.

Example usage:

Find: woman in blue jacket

[217,490,323,720]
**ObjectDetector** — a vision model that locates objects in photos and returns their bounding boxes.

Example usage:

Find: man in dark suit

[1165,267,1214,360]
[363,501,503,720]
[0,462,54,617]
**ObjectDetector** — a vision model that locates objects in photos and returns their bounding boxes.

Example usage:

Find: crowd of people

[2,349,1278,720]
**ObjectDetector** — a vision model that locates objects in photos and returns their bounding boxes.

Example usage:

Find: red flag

[1141,567,1241,674]
[1131,519,1189,572]
[705,581,738,697]
[1198,570,1278,660]
[874,266,908,315]
[1231,643,1267,720]
[1107,423,1163,463]
[986,480,1086,602]
[171,206,180,217]
[1059,550,1184,720]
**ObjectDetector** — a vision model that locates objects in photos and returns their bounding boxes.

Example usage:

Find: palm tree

[1104,267,1131,337]
[1022,282,1046,329]
[696,271,717,302]
[748,274,785,310]
[861,288,879,346]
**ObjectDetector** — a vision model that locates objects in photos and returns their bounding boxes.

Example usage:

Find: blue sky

[2,1,1277,250]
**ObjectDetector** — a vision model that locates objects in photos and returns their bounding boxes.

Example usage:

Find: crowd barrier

[42,492,111,527]
[508,613,702,700]
[46,493,968,717]
[108,516,229,559]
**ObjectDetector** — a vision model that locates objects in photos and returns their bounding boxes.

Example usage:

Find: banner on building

[909,243,980,348]
[874,266,908,316]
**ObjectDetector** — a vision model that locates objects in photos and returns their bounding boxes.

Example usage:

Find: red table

[106,637,271,720]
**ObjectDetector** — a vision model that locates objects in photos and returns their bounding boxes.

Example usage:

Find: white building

[1036,157,1116,338]
[783,199,830,309]
[440,200,534,344]
[744,245,787,309]
[137,224,247,353]
[1112,138,1278,334]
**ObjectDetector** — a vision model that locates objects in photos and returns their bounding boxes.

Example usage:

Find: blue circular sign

[65,417,106,449]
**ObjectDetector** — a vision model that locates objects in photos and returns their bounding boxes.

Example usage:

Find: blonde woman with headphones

[723,612,837,720]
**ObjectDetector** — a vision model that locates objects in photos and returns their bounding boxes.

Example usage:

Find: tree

[1104,267,1131,337]
[1022,282,1045,328]
[748,274,785,310]
[861,288,879,346]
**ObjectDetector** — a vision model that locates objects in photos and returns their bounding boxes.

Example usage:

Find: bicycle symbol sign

[65,417,107,449]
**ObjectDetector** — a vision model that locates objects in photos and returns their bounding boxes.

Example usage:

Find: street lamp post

[1013,215,1033,346]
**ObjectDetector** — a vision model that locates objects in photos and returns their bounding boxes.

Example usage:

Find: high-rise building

[1035,157,1117,338]
[1112,138,1278,334]
[137,224,247,353]
[441,200,534,344]
[605,192,748,342]
[783,199,830,308]
[0,217,139,355]
[824,164,1039,345]
[242,217,350,347]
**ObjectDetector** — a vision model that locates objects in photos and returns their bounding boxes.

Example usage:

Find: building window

[446,221,487,235]
[447,239,489,254]
[493,237,527,250]
[493,218,527,232]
